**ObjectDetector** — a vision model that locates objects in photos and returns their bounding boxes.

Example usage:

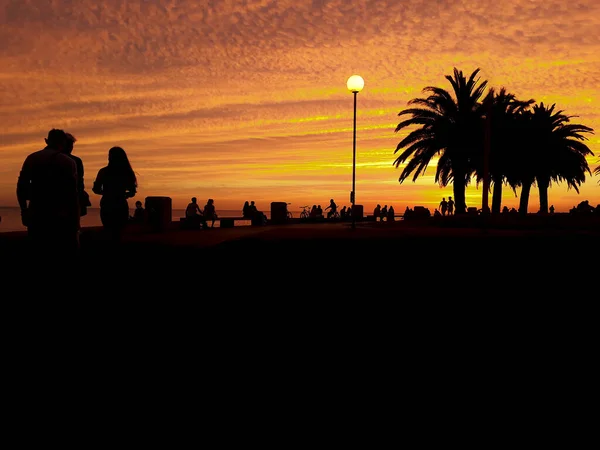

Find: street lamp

[347,75,364,229]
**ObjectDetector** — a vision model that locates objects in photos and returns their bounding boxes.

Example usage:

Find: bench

[218,217,250,228]
[179,216,254,229]
[180,216,206,230]
[365,214,404,222]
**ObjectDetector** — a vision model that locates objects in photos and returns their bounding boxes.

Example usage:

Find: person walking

[447,197,455,215]
[439,198,448,216]
[16,128,81,260]
[92,146,137,242]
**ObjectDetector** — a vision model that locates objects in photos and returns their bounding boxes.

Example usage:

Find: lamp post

[347,75,364,229]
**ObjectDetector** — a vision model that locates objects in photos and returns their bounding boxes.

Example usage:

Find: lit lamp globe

[347,75,364,93]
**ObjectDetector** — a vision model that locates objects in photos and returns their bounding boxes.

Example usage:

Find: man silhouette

[185,197,206,229]
[16,129,80,259]
[439,198,448,216]
[447,197,455,215]
[325,198,338,219]
[64,132,91,217]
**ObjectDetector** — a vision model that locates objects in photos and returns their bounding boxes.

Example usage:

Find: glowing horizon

[0,0,598,214]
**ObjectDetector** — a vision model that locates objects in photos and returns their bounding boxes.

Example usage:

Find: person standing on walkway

[92,146,137,242]
[387,205,395,221]
[373,204,381,220]
[16,128,80,259]
[380,205,388,221]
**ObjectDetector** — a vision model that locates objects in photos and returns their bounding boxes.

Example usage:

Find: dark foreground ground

[3,213,598,291]
[2,214,597,398]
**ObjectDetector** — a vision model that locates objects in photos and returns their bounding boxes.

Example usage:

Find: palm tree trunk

[537,178,549,214]
[453,169,467,214]
[519,181,532,216]
[491,178,503,214]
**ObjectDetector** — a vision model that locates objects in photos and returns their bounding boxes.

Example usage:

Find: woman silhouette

[92,146,137,241]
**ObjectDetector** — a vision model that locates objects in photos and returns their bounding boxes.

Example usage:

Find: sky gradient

[1,0,599,213]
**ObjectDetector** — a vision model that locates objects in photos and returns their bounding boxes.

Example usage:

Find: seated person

[186,197,207,228]
[130,200,146,222]
[248,200,267,225]
[242,201,252,219]
[203,198,218,228]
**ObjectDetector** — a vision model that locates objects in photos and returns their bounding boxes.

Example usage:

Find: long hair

[107,146,137,187]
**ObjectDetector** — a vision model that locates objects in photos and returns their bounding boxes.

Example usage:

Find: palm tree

[515,103,594,214]
[393,68,488,215]
[473,88,534,213]
[595,164,600,183]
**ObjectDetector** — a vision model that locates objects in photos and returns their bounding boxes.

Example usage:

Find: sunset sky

[1,0,598,213]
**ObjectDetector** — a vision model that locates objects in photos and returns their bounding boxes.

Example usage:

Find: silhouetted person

[549,205,555,214]
[447,197,455,215]
[64,133,91,217]
[373,204,381,221]
[576,200,594,214]
[434,208,441,217]
[340,205,347,219]
[439,198,448,216]
[131,200,146,223]
[92,146,137,243]
[203,198,217,227]
[388,205,395,221]
[502,206,509,214]
[325,198,338,218]
[242,201,252,218]
[310,205,317,218]
[186,197,202,216]
[249,200,267,225]
[16,128,80,259]
[380,205,388,221]
[317,205,323,217]
[185,197,206,228]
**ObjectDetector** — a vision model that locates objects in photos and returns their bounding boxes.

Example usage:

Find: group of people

[185,197,218,228]
[242,201,268,224]
[438,197,455,216]
[16,128,138,257]
[304,199,346,219]
[570,200,599,215]
[372,204,396,221]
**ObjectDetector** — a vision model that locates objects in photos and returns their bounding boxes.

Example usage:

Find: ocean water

[0,207,269,233]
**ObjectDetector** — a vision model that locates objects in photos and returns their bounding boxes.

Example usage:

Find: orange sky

[1,0,598,213]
